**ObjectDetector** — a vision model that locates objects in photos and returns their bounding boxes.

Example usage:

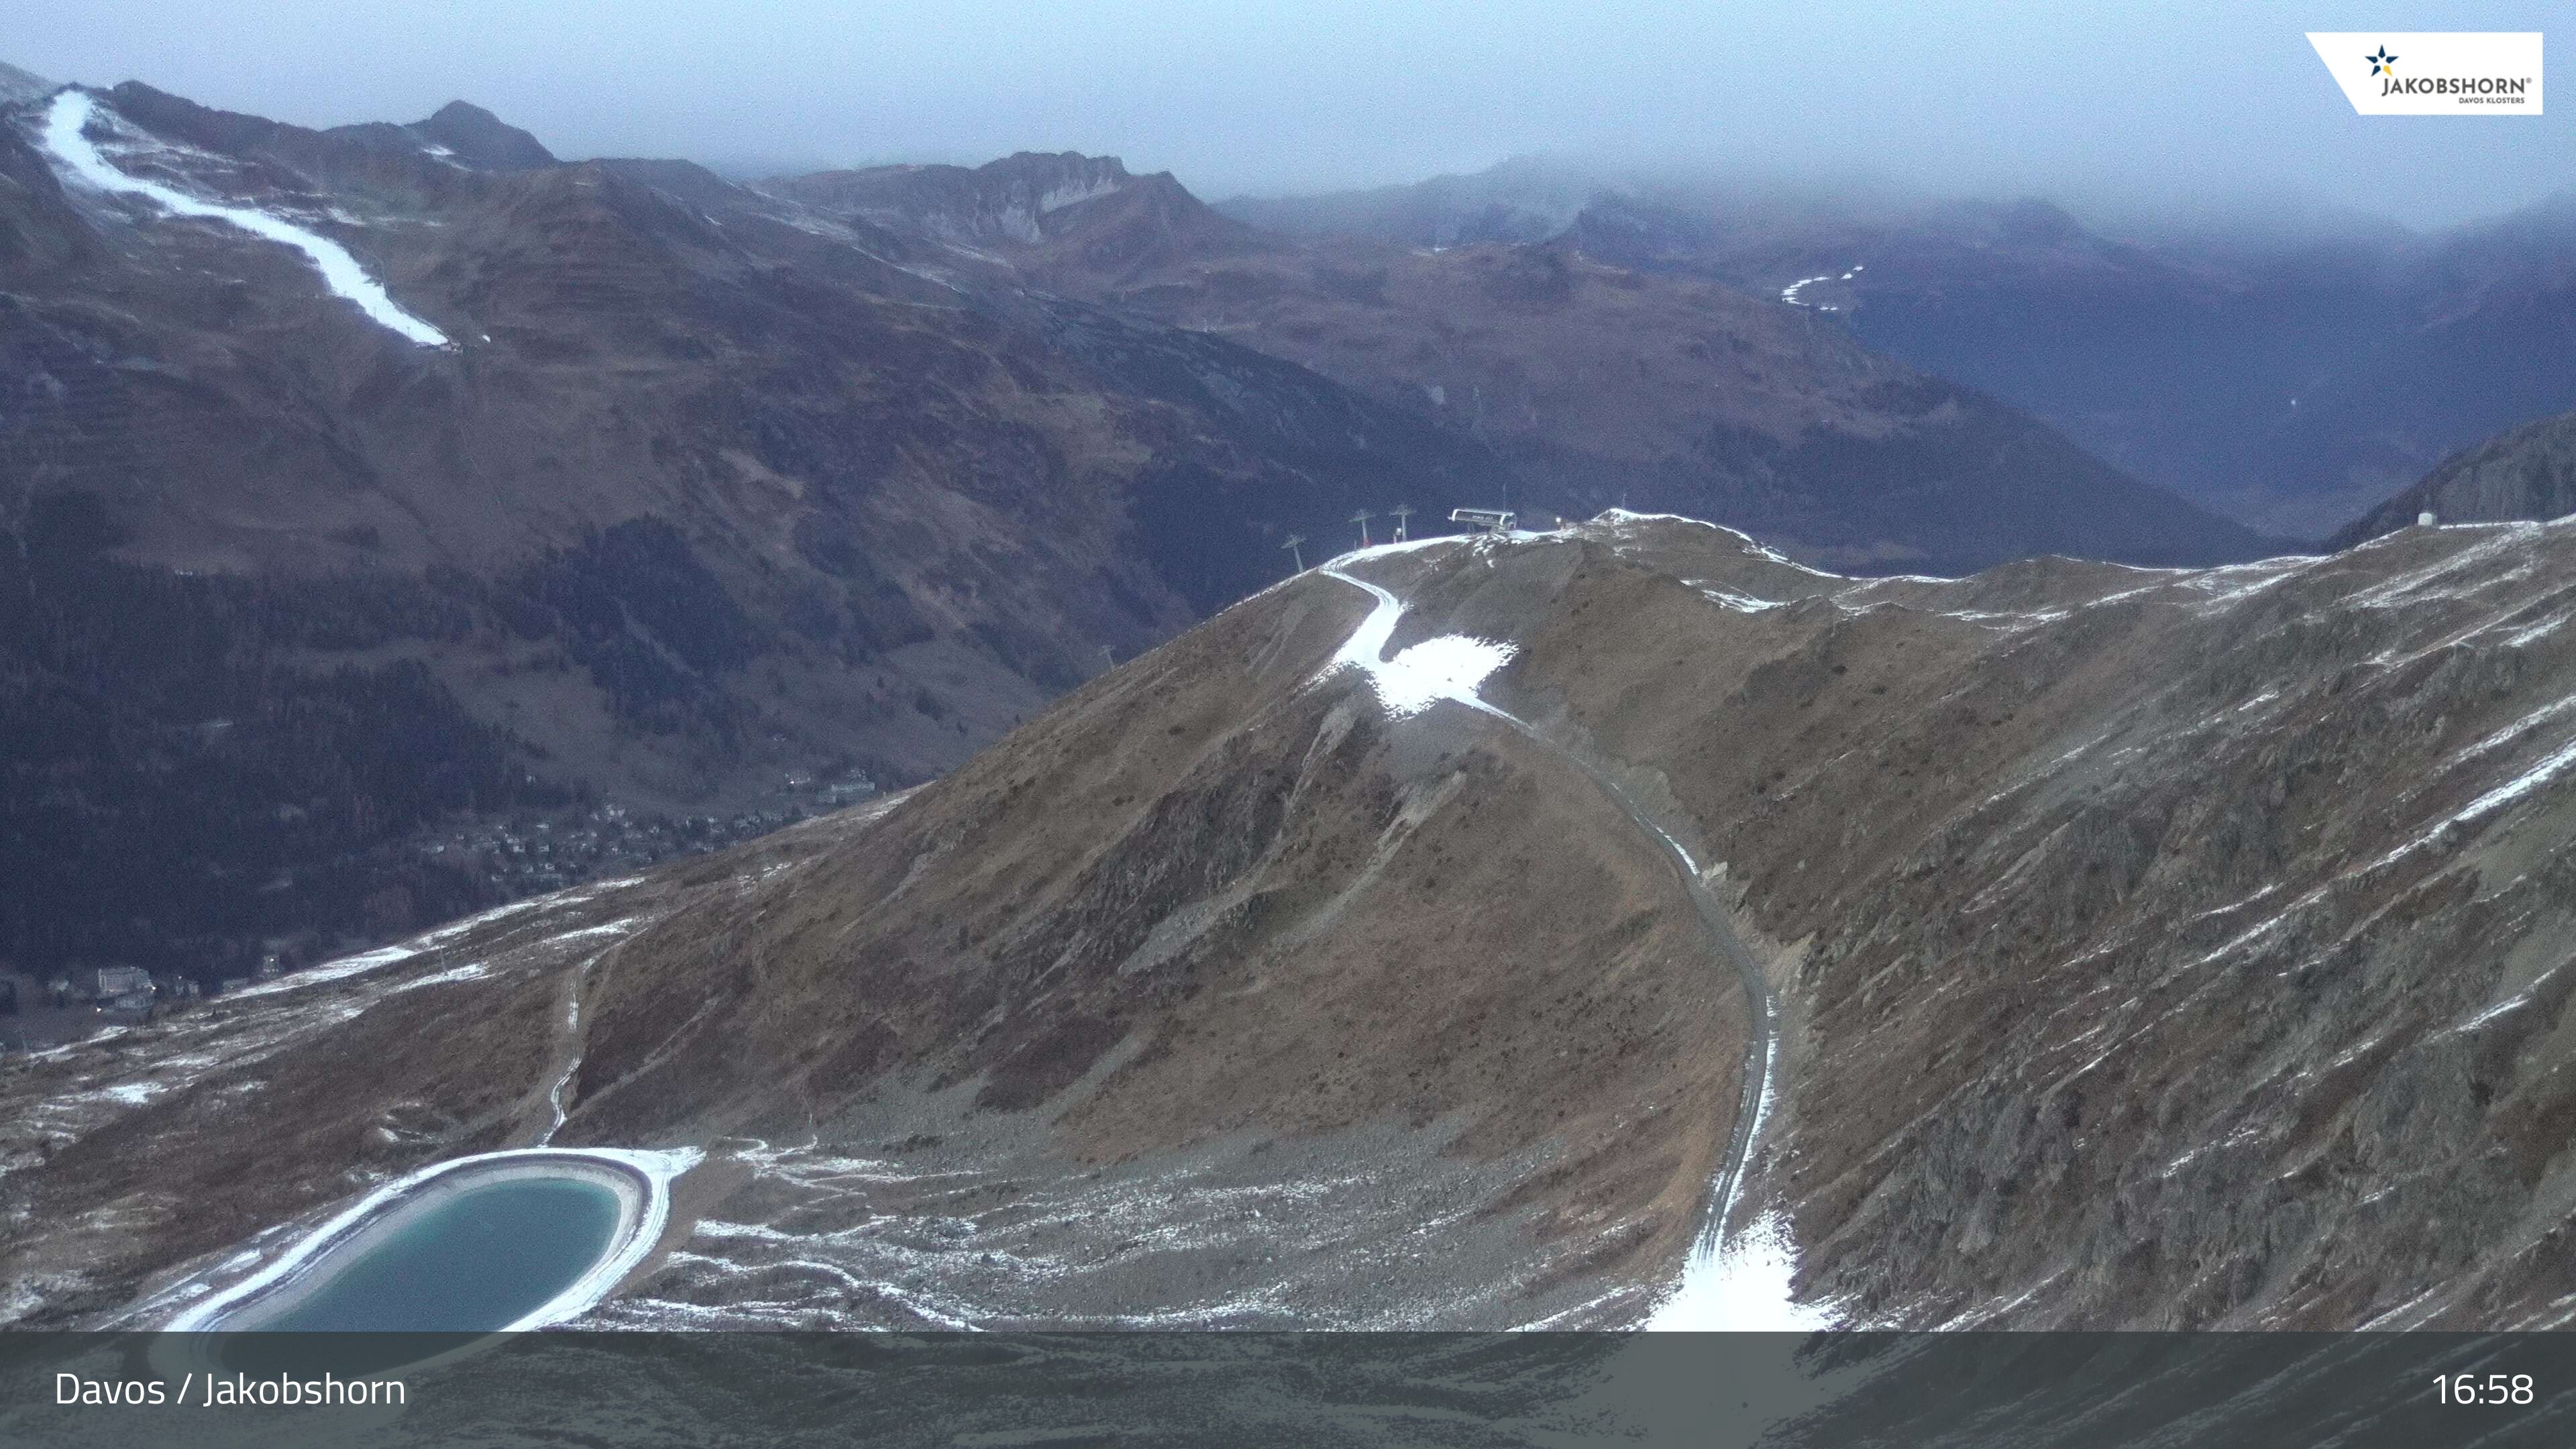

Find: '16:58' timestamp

[2436,1373,2534,1406]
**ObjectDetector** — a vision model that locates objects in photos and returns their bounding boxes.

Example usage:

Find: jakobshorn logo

[2308,32,2542,114]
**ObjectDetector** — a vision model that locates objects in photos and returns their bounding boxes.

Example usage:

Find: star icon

[2367,47,2398,76]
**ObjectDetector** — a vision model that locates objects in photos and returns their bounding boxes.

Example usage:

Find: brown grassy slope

[564,559,1745,1285]
[13,515,2576,1332]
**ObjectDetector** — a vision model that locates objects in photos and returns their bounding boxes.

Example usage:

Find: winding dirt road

[1320,556,1779,1268]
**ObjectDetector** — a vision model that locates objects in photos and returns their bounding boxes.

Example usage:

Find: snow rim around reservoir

[164,1146,700,1334]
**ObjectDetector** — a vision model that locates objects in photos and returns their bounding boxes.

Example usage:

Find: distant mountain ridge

[1220,154,1607,246]
[2332,407,2576,547]
[0,60,48,107]
[327,99,560,171]
[771,151,1258,281]
[788,148,2276,575]
[1225,159,2576,541]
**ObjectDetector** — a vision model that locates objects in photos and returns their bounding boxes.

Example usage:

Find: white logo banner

[2307,32,2542,115]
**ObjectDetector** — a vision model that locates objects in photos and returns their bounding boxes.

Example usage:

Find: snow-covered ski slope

[40,89,449,346]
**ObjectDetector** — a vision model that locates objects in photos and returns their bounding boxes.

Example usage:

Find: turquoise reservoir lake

[252,1175,624,1332]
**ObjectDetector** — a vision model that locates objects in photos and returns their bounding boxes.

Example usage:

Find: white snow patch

[543,916,647,945]
[41,91,449,346]
[2369,732,2576,871]
[2343,528,2536,612]
[224,944,420,1000]
[404,883,621,950]
[1038,176,1122,213]
[541,957,594,1144]
[1593,509,1849,578]
[1645,1210,1835,1331]
[2452,992,2536,1034]
[2188,883,2282,922]
[2492,605,2576,648]
[1935,606,2068,629]
[1779,274,1836,307]
[1362,636,1518,719]
[2458,695,2576,765]
[1695,584,1791,613]
[388,961,491,992]
[2442,732,2576,824]
[1317,567,1515,718]
[2177,558,2304,612]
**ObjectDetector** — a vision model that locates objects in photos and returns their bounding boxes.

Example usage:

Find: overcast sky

[12,1,2567,231]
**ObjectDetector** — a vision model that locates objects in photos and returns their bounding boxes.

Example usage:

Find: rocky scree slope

[9,513,2576,1332]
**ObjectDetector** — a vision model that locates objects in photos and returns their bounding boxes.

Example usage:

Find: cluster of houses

[0,963,224,1052]
[417,769,877,895]
[1,770,883,1053]
[0,951,296,1053]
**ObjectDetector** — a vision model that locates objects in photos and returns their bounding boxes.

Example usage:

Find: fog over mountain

[13,1,2571,232]
[1226,153,2576,540]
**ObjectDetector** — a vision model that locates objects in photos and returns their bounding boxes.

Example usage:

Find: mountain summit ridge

[771,148,1254,277]
[0,59,50,107]
[393,99,559,170]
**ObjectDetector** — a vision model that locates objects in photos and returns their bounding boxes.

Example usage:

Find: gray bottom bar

[4,1331,2567,1447]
